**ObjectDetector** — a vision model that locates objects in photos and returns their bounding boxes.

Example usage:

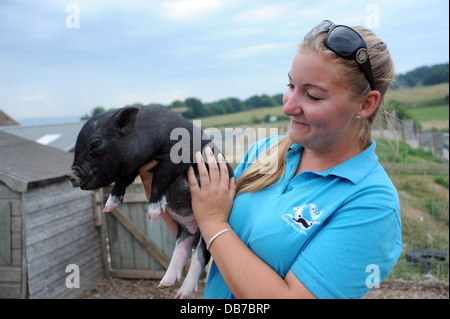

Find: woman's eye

[287,83,294,90]
[306,93,321,101]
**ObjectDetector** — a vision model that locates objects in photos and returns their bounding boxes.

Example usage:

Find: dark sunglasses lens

[326,27,364,57]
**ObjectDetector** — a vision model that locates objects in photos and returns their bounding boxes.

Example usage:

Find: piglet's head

[66,107,140,190]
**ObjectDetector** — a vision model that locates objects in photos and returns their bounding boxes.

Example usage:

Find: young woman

[140,20,402,299]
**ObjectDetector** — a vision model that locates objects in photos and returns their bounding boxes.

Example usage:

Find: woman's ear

[358,90,381,119]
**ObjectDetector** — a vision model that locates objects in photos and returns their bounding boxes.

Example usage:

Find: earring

[357,115,361,119]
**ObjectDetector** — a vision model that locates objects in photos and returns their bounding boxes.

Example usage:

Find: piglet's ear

[112,107,139,135]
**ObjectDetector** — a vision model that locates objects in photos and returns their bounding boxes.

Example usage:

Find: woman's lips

[290,118,309,127]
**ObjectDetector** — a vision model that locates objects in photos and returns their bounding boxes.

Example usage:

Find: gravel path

[79,275,448,299]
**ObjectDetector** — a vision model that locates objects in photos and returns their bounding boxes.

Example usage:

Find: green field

[197,105,288,129]
[388,83,449,130]
[407,104,449,130]
[386,83,449,107]
[407,105,449,121]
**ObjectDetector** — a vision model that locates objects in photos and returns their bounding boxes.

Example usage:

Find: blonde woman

[142,20,402,299]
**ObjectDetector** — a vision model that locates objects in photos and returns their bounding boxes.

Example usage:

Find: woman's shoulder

[245,135,283,161]
[234,135,284,178]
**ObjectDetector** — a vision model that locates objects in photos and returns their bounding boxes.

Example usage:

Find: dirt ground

[79,274,448,299]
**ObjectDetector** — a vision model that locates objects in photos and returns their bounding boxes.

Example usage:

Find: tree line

[393,63,449,88]
[81,93,284,120]
[175,94,283,119]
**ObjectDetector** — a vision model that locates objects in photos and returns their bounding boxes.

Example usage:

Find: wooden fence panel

[102,183,176,279]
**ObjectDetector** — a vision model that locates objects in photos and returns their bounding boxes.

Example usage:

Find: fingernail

[218,153,224,162]
[205,146,212,154]
[195,151,202,163]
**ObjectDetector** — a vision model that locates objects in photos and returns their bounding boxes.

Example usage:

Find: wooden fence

[100,183,176,280]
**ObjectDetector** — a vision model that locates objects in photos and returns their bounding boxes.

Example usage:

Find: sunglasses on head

[304,20,376,91]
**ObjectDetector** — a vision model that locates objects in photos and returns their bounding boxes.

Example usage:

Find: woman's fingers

[189,147,232,191]
[217,153,230,187]
[217,153,236,199]
[205,147,220,185]
[138,159,159,177]
[187,166,199,192]
[229,177,236,198]
[138,160,159,202]
[195,149,210,188]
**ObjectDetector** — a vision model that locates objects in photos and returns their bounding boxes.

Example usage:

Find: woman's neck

[296,143,364,174]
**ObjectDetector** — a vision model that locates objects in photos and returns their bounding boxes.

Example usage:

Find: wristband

[206,228,233,251]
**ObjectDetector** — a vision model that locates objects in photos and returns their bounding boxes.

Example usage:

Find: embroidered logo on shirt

[281,204,324,235]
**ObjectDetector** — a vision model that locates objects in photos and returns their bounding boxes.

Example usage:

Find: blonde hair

[235,25,395,195]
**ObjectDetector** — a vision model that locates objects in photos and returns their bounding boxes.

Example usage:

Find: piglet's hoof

[175,279,198,299]
[103,194,121,212]
[146,196,167,221]
[157,272,180,289]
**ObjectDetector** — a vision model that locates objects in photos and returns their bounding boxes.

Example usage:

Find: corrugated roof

[0,121,85,152]
[0,109,19,126]
[0,131,74,192]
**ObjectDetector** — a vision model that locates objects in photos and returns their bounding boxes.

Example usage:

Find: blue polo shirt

[204,136,402,299]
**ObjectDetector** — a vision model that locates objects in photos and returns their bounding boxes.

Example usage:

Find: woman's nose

[283,90,302,116]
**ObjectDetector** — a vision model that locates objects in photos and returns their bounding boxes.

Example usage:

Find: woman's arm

[138,160,178,237]
[187,147,316,299]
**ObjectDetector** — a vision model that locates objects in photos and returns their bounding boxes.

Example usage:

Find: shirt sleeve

[291,186,402,299]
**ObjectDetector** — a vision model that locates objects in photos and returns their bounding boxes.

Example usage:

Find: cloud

[115,89,191,106]
[21,95,45,102]
[234,4,290,23]
[221,43,285,60]
[160,0,229,20]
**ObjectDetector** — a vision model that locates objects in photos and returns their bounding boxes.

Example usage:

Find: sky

[0,0,448,122]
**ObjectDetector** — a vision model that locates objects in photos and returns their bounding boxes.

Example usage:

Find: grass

[385,83,449,131]
[195,105,288,129]
[407,104,449,131]
[377,140,448,282]
[388,174,449,281]
[375,138,445,164]
[434,176,449,189]
[407,105,449,122]
[386,83,449,107]
[381,137,449,281]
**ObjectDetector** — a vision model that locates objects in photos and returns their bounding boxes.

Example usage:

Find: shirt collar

[288,140,379,185]
[289,143,303,153]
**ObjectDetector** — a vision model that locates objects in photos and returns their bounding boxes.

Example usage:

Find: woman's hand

[187,147,236,237]
[138,159,160,201]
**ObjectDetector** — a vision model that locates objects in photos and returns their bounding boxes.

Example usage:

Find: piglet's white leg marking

[166,207,198,234]
[175,238,206,299]
[147,196,167,221]
[103,194,122,212]
[158,234,195,289]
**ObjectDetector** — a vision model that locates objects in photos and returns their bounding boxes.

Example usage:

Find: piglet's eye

[90,140,103,154]
[91,140,102,149]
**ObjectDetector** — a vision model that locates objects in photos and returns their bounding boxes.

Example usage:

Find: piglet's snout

[65,166,84,188]
[65,174,81,187]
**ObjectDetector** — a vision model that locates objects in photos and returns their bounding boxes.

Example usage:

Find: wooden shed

[0,131,104,298]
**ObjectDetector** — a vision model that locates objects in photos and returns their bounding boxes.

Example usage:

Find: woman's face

[283,51,361,152]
